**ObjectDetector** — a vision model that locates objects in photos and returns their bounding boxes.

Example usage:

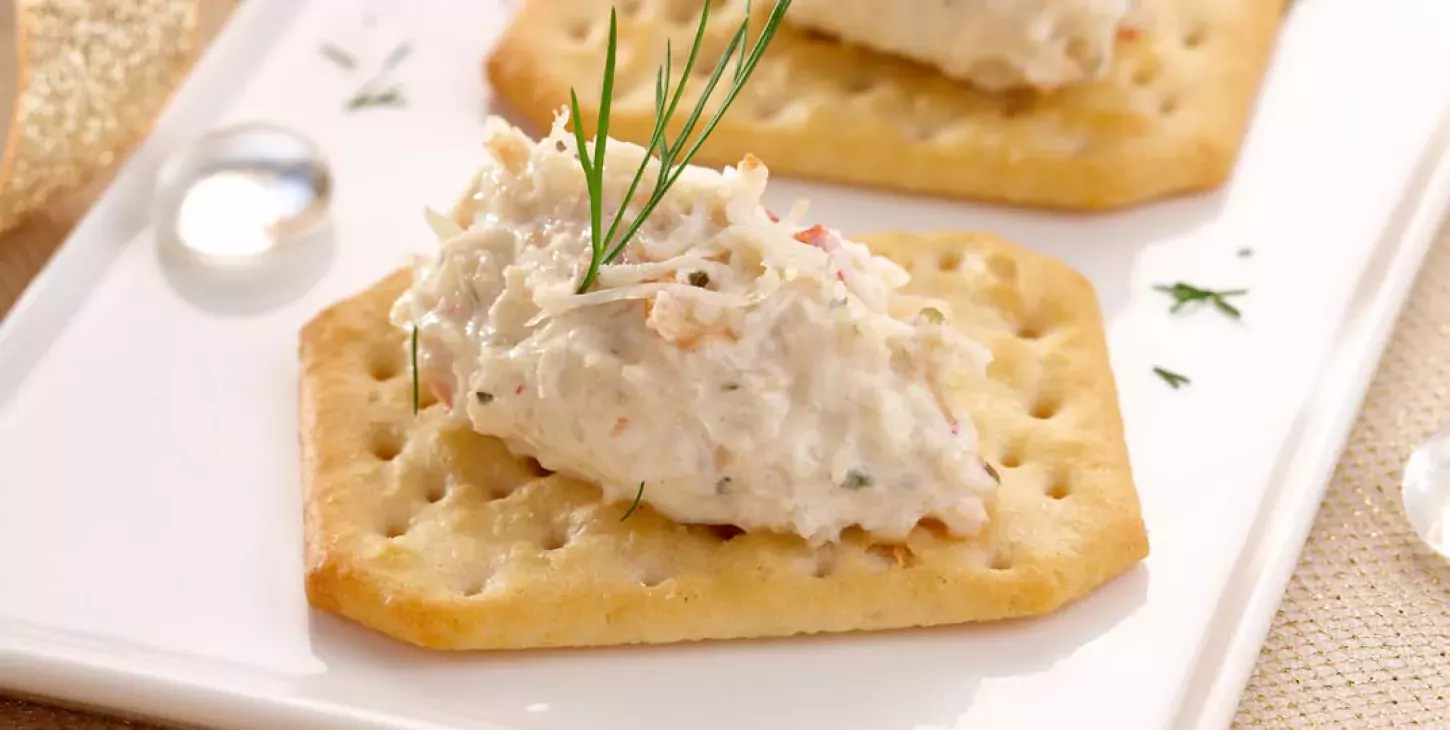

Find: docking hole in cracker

[486,0,1285,210]
[298,112,1148,650]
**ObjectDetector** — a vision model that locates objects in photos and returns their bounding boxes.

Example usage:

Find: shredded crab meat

[391,116,1000,544]
[786,0,1146,92]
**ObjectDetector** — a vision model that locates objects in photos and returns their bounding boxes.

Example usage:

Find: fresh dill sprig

[569,0,794,294]
[1154,282,1247,319]
[620,482,646,521]
[410,326,420,415]
[1153,366,1190,389]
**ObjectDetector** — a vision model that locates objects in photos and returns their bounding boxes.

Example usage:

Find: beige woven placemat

[3,4,1449,729]
[1231,224,1450,726]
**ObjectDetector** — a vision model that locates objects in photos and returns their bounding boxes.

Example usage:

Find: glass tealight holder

[153,122,332,265]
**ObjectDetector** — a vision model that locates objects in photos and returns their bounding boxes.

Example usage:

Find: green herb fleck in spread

[688,270,711,288]
[842,469,874,489]
[920,307,945,324]
[410,326,420,415]
[620,482,646,521]
[475,391,495,404]
[983,461,1002,484]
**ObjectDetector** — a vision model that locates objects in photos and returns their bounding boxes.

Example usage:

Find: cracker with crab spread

[486,0,1284,210]
[298,118,1147,650]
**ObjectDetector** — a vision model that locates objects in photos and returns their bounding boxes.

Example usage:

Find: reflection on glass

[154,122,332,263]
[1402,428,1450,558]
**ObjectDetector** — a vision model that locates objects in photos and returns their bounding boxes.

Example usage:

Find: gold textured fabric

[1233,217,1450,727]
[0,0,198,232]
[2,0,1450,726]
[0,0,202,314]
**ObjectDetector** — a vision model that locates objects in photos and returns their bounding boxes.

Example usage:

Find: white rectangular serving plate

[2,1,1450,728]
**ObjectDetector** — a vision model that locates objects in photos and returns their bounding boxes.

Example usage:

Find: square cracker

[486,0,1285,211]
[299,231,1148,650]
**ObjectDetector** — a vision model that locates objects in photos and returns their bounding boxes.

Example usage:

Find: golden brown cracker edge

[485,0,1284,211]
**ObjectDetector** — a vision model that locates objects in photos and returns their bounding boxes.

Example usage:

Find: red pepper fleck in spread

[514,384,525,395]
[1117,26,1140,41]
[766,209,780,223]
[794,224,828,247]
[432,384,454,411]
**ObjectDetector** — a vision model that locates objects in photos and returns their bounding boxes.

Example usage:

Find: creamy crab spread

[390,116,999,544]
[788,0,1143,92]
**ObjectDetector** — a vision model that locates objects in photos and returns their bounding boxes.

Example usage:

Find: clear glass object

[1401,428,1450,558]
[153,122,332,263]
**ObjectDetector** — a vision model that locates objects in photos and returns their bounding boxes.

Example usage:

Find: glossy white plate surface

[3,1,1450,728]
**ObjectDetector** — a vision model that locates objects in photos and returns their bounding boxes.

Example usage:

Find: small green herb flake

[842,469,874,489]
[1153,366,1190,389]
[983,461,1002,484]
[410,326,420,415]
[920,307,945,324]
[380,42,412,72]
[1154,282,1247,320]
[347,87,405,110]
[475,391,494,404]
[688,270,710,288]
[343,41,412,112]
[1212,297,1242,319]
[320,43,358,70]
[620,482,646,522]
[722,382,741,392]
